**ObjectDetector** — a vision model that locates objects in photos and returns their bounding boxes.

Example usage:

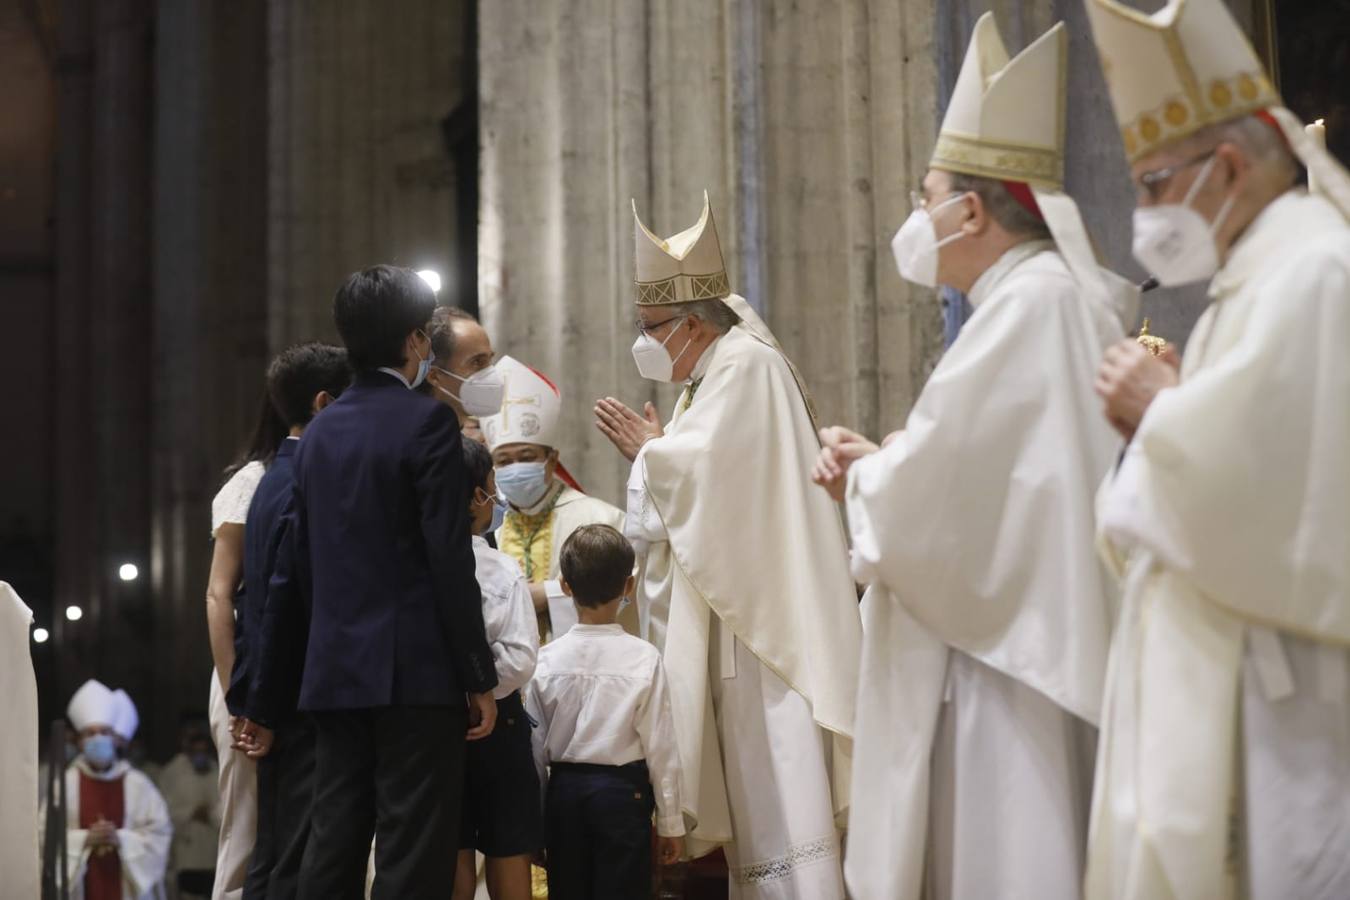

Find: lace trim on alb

[731,834,839,885]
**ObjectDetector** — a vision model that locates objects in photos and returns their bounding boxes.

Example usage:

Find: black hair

[222,389,288,483]
[332,265,437,372]
[559,524,635,608]
[429,306,480,366]
[266,342,351,428]
[461,435,494,496]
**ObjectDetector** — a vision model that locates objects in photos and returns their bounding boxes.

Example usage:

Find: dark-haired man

[240,265,499,899]
[425,306,502,444]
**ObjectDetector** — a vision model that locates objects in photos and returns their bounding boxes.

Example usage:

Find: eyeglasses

[1134,150,1215,203]
[635,316,684,337]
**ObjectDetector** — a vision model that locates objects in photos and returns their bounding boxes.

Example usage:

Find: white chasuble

[844,243,1136,900]
[630,305,861,896]
[1089,190,1350,900]
[1,582,39,900]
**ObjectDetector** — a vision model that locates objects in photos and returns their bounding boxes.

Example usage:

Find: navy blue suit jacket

[259,371,496,717]
[226,438,299,718]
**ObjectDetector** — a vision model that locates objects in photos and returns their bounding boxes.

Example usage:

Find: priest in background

[595,194,861,898]
[482,356,628,641]
[812,15,1138,900]
[1083,1,1350,896]
[45,679,172,900]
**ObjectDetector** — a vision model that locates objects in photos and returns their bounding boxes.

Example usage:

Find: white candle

[1306,118,1326,194]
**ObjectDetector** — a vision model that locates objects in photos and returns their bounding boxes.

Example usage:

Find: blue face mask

[83,734,117,768]
[474,490,508,535]
[495,461,551,510]
[410,332,432,389]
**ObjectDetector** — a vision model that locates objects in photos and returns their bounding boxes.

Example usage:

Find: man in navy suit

[242,265,498,900]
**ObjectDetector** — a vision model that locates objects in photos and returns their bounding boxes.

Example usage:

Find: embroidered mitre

[931,13,1067,189]
[632,191,731,306]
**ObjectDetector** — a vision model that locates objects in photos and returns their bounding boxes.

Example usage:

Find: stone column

[266,0,469,349]
[151,0,270,728]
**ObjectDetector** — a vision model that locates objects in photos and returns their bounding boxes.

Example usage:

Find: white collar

[686,333,723,384]
[966,239,1055,308]
[376,367,413,388]
[74,757,132,781]
[1210,189,1339,300]
[569,623,625,635]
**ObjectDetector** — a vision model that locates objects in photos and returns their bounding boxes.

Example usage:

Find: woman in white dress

[204,390,288,900]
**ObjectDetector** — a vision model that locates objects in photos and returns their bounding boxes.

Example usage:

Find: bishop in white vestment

[482,356,631,641]
[816,16,1138,900]
[44,680,173,900]
[1083,2,1350,897]
[596,195,861,899]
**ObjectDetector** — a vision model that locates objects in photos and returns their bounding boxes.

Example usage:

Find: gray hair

[665,298,741,335]
[1169,115,1298,186]
[946,172,1052,241]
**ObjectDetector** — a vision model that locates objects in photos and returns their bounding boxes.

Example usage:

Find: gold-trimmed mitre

[931,13,1067,189]
[1085,0,1280,164]
[633,191,732,306]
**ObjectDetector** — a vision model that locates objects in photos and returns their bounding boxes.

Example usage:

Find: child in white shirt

[454,438,542,900]
[523,524,684,899]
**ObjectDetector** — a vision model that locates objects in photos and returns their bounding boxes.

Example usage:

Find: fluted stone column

[266,0,470,349]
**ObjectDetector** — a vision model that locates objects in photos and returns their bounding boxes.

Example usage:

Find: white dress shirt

[523,623,685,836]
[473,536,539,699]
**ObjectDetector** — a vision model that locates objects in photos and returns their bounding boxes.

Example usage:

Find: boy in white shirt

[523,524,684,899]
[454,438,542,900]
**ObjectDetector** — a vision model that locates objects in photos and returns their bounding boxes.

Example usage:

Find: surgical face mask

[189,751,213,774]
[434,364,504,417]
[496,461,551,509]
[82,734,117,768]
[410,332,432,389]
[474,489,508,535]
[890,192,969,288]
[631,316,692,383]
[1131,155,1236,286]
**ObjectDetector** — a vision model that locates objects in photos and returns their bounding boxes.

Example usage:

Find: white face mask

[433,364,504,417]
[1131,155,1236,287]
[631,316,692,383]
[890,192,969,287]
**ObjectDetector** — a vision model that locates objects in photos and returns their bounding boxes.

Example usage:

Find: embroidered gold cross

[499,375,541,428]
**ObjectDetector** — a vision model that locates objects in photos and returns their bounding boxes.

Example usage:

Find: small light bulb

[416,269,442,293]
[118,563,139,582]
[66,605,84,622]
[33,627,49,643]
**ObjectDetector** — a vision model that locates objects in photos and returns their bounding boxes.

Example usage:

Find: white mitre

[932,12,1067,189]
[936,13,1124,311]
[481,356,562,451]
[1086,0,1350,219]
[109,688,139,741]
[67,679,116,732]
[633,191,732,306]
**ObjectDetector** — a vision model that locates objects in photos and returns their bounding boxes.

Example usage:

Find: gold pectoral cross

[1136,318,1167,357]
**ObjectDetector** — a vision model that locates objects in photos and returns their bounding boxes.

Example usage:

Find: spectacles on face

[1134,150,1216,204]
[910,190,965,213]
[635,315,685,337]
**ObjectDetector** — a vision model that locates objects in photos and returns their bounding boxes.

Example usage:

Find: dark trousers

[244,714,316,900]
[545,761,654,900]
[298,705,467,900]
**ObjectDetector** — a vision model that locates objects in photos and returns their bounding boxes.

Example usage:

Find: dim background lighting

[416,269,442,293]
[118,563,139,582]
[33,627,49,644]
[65,605,83,622]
